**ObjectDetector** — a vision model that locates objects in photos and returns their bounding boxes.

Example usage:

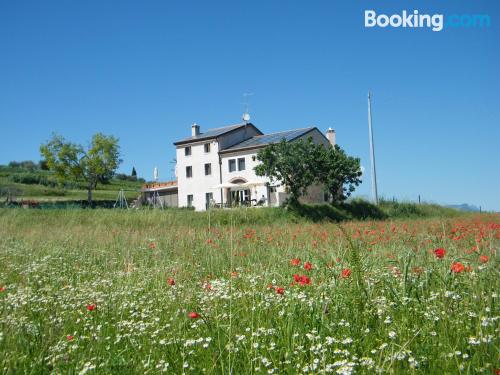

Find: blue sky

[1,0,499,210]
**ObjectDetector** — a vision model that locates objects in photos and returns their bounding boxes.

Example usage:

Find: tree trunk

[87,182,93,206]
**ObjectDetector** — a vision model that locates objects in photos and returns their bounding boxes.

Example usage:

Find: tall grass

[0,209,498,374]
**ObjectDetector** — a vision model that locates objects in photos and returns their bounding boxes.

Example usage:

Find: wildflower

[188,311,200,319]
[434,248,446,258]
[167,278,175,286]
[0,286,5,292]
[66,335,74,341]
[341,269,352,278]
[275,287,285,295]
[86,304,97,311]
[149,242,156,249]
[296,275,311,285]
[304,262,313,271]
[479,255,489,263]
[451,262,465,273]
[388,331,397,339]
[290,258,301,266]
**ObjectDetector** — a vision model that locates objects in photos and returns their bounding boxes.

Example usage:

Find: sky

[0,0,499,210]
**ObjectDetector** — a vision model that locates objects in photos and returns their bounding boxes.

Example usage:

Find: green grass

[0,209,498,374]
[0,173,143,202]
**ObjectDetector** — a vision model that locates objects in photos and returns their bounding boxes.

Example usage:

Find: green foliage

[254,138,323,204]
[40,133,122,203]
[131,167,137,178]
[317,145,362,203]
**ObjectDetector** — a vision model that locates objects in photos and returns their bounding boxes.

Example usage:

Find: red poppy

[450,262,465,273]
[275,287,285,295]
[479,255,489,263]
[149,242,156,249]
[167,278,175,286]
[341,269,352,278]
[304,262,313,271]
[86,304,97,311]
[188,311,200,319]
[293,274,300,282]
[433,248,446,258]
[66,335,74,341]
[290,258,301,266]
[0,286,5,292]
[297,275,311,285]
[204,283,213,290]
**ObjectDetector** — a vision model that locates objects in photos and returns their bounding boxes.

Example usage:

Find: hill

[0,162,144,203]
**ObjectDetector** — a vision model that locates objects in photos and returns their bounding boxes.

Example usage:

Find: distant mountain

[446,204,480,212]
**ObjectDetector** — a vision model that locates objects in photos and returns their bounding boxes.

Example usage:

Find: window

[204,143,211,153]
[187,195,193,207]
[185,146,191,156]
[228,159,236,172]
[252,155,256,161]
[204,163,211,176]
[186,166,192,178]
[238,158,245,171]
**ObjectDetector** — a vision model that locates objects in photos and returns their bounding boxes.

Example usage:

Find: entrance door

[205,192,213,209]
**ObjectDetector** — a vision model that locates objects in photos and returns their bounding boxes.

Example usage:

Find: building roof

[220,127,316,153]
[173,123,262,145]
[142,180,178,192]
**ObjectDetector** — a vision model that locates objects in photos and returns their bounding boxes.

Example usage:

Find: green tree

[40,133,121,204]
[254,138,321,205]
[131,167,137,180]
[317,144,362,204]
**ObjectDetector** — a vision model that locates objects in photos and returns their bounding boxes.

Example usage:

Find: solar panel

[223,128,314,151]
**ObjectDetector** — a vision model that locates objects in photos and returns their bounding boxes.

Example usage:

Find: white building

[142,121,336,211]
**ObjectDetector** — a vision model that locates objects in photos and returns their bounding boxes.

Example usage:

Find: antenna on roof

[242,92,253,124]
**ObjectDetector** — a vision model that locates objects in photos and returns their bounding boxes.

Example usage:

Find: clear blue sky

[1,0,499,210]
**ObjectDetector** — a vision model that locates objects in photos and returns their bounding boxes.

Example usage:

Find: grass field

[0,209,498,374]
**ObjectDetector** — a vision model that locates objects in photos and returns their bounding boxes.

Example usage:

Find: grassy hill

[0,163,144,202]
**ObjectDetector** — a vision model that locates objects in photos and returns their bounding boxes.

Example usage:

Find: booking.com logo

[365,10,491,32]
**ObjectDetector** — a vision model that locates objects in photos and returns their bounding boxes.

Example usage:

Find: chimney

[326,127,336,146]
[191,123,200,137]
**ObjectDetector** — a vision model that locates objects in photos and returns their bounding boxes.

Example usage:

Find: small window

[270,186,277,193]
[186,166,192,178]
[185,146,191,156]
[187,195,193,207]
[252,155,256,161]
[204,143,211,153]
[238,158,245,171]
[204,163,211,176]
[228,159,236,172]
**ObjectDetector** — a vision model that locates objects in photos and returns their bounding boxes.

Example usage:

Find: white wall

[176,140,222,211]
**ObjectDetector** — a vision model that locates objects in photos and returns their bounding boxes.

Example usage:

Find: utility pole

[368,91,378,204]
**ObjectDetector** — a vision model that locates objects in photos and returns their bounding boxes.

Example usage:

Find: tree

[254,137,362,206]
[317,144,362,204]
[254,138,321,205]
[131,167,137,178]
[40,133,121,204]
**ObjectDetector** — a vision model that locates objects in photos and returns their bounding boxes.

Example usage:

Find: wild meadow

[0,208,498,374]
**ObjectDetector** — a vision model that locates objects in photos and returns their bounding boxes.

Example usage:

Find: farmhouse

[142,121,336,211]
